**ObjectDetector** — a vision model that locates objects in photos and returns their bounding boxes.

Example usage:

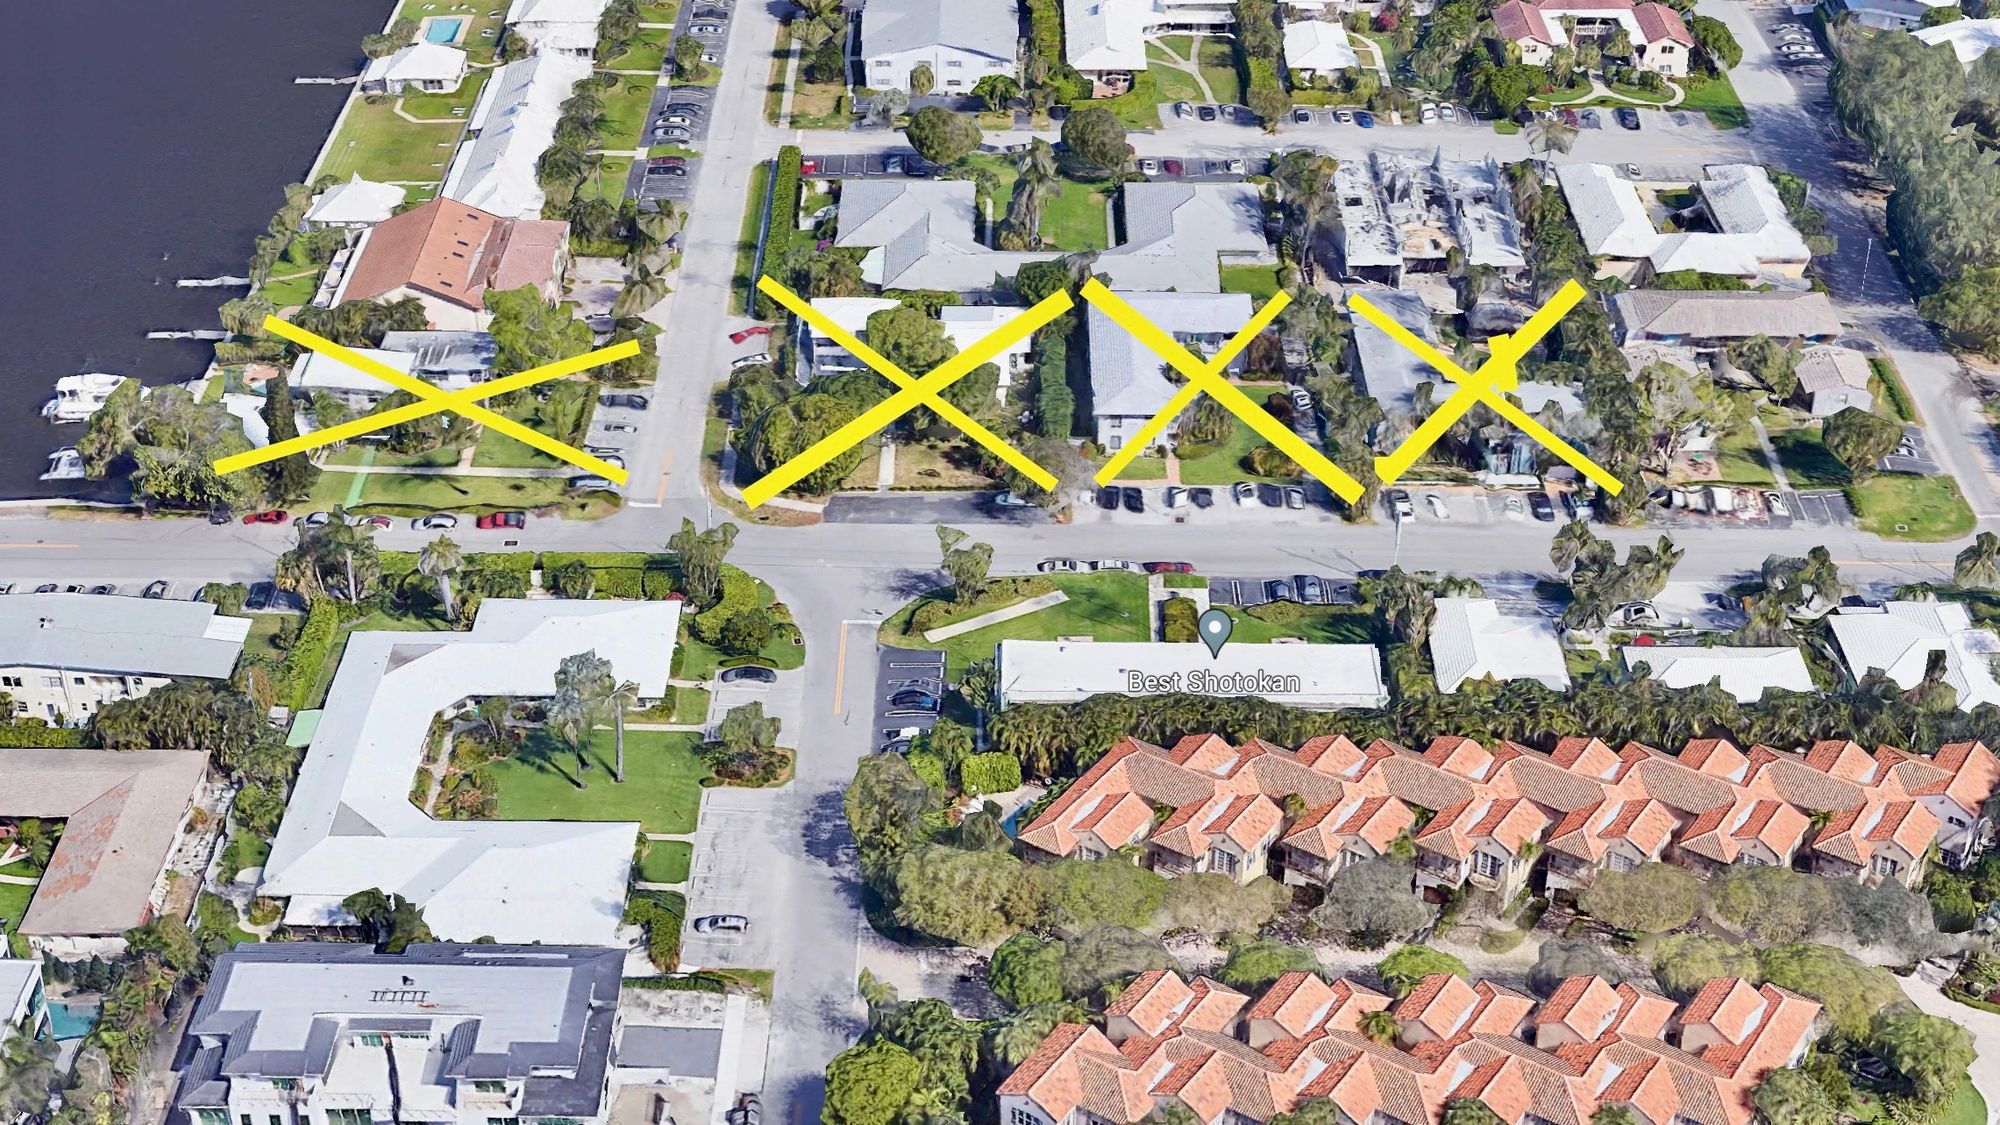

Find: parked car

[1560,109,1580,127]
[653,127,693,141]
[1037,558,1080,573]
[1097,487,1120,510]
[992,491,1033,508]
[692,915,750,934]
[298,511,332,529]
[1388,489,1414,520]
[1438,105,1457,122]
[1283,486,1305,510]
[1163,158,1183,175]
[1144,561,1194,574]
[600,423,640,434]
[690,23,723,33]
[1163,486,1187,509]
[1581,109,1601,128]
[1121,486,1144,513]
[658,114,694,126]
[600,393,650,409]
[1616,107,1641,129]
[1425,492,1449,519]
[1232,481,1258,505]
[143,580,170,599]
[1621,162,1642,179]
[1528,491,1556,521]
[731,352,772,369]
[570,475,617,490]
[33,584,58,594]
[1139,158,1160,175]
[890,690,941,710]
[1763,491,1790,518]
[476,511,527,530]
[1295,574,1324,602]
[1225,158,1245,175]
[1334,109,1353,124]
[413,514,458,531]
[884,155,905,175]
[1175,101,1194,119]
[1560,491,1579,521]
[244,582,275,611]
[242,510,289,525]
[1267,579,1296,601]
[645,165,686,177]
[1188,487,1214,508]
[1258,484,1285,508]
[1197,104,1218,121]
[1503,495,1526,520]
[729,325,771,343]
[1354,111,1375,128]
[348,514,394,529]
[720,666,778,684]
[1420,103,1438,124]
[87,584,115,595]
[1292,108,1313,124]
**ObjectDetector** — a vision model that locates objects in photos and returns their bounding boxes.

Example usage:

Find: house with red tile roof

[333,197,570,331]
[1492,0,1694,76]
[1411,796,1550,903]
[998,971,1821,1125]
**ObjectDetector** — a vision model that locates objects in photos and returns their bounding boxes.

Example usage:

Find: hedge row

[281,598,338,711]
[542,551,667,571]
[0,723,88,748]
[1161,596,1199,643]
[624,972,732,993]
[769,146,803,261]
[960,752,1023,796]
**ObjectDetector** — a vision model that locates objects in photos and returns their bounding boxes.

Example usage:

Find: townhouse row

[999,969,1821,1125]
[1018,733,1999,901]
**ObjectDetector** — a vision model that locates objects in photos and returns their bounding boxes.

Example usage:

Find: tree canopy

[903,106,983,166]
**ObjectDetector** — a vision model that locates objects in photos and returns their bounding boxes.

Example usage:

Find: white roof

[1913,17,2000,64]
[1430,598,1570,694]
[442,53,594,219]
[1795,344,1870,394]
[861,0,1019,61]
[1621,644,1813,703]
[940,305,1034,363]
[260,601,681,944]
[290,346,418,394]
[305,175,409,226]
[1557,163,1810,277]
[1830,601,2000,713]
[0,593,248,679]
[1063,0,1154,70]
[996,638,1388,710]
[506,0,611,45]
[362,42,468,85]
[1087,290,1253,418]
[0,960,40,1024]
[806,297,901,340]
[1284,19,1359,70]
[1096,182,1271,292]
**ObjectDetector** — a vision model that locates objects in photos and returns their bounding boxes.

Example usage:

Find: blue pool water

[48,1001,98,1040]
[424,17,464,43]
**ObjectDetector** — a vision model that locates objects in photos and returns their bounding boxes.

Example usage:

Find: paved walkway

[1749,415,1793,492]
[393,98,464,124]
[0,873,38,885]
[319,464,572,478]
[1147,36,1216,103]
[1897,976,2000,1124]
[1543,75,1684,108]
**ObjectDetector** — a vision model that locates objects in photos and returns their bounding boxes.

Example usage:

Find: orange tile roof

[343,197,566,312]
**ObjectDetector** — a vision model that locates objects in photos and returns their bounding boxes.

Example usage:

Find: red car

[477,511,527,530]
[800,157,819,174]
[242,510,290,525]
[1143,561,1194,574]
[1163,159,1184,176]
[729,326,772,344]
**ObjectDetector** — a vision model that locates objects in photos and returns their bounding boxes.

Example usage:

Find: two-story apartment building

[998,969,1821,1125]
[0,593,248,726]
[171,944,625,1125]
[859,0,1019,93]
[1016,730,1999,898]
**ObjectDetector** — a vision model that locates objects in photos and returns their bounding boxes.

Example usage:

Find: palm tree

[1359,1008,1399,1045]
[1955,531,2000,589]
[1549,519,1598,574]
[548,684,593,789]
[1526,118,1579,155]
[614,262,672,316]
[419,535,463,620]
[607,678,639,783]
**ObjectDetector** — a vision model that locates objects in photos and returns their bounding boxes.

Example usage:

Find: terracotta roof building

[333,198,570,331]
[999,971,1820,1125]
[1017,731,1998,897]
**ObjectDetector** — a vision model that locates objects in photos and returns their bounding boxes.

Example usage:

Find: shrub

[0,722,88,748]
[202,582,250,616]
[908,748,948,790]
[960,752,1023,796]
[1161,596,1199,643]
[625,891,686,972]
[692,569,759,643]
[280,598,338,710]
[592,567,647,600]
[720,609,775,654]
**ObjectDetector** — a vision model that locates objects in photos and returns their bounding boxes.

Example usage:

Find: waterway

[0,0,395,501]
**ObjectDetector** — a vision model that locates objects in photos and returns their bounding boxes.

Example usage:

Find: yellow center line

[832,623,851,716]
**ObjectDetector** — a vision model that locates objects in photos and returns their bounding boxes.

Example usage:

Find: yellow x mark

[743,276,1072,508]
[213,317,637,483]
[1086,281,1365,504]
[1348,279,1622,494]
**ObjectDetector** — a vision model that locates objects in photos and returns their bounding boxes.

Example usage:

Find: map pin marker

[1199,608,1233,659]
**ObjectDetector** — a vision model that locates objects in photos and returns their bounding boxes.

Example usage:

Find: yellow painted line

[1349,281,1623,494]
[743,277,1072,508]
[832,622,850,716]
[1081,281,1366,504]
[213,317,639,483]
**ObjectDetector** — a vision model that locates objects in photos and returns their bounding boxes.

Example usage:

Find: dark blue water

[0,0,395,500]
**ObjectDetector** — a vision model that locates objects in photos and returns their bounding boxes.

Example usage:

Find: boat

[41,373,129,423]
[39,447,85,481]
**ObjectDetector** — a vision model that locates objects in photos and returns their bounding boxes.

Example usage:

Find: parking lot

[628,0,733,204]
[873,648,945,752]
[1208,574,1361,609]
[584,392,652,480]
[1880,424,1940,476]
[678,788,783,969]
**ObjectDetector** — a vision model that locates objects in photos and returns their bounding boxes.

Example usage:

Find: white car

[298,511,332,529]
[1425,492,1449,519]
[1777,43,1820,53]
[732,352,772,369]
[1762,491,1790,518]
[1503,496,1526,521]
[1037,558,1080,573]
[1139,158,1160,175]
[1225,158,1245,175]
[1232,481,1257,505]
[1096,559,1140,572]
[1420,104,1438,123]
[413,514,458,531]
[1437,105,1456,122]
[1621,163,1642,179]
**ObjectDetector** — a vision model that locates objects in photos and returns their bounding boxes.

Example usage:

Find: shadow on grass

[509,729,587,788]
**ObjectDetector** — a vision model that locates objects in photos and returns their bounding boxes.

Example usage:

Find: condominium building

[0,593,248,726]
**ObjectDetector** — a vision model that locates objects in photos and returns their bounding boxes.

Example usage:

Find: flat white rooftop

[996,639,1387,710]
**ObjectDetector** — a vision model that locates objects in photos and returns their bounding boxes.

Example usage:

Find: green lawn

[598,75,660,150]
[473,399,578,469]
[880,571,1151,679]
[1851,474,1976,541]
[1101,453,1167,481]
[259,271,320,311]
[1220,264,1285,302]
[1043,180,1112,250]
[580,156,635,203]
[401,68,491,119]
[676,571,807,679]
[309,471,576,514]
[316,96,466,184]
[1198,39,1242,106]
[637,0,679,21]
[1678,72,1748,129]
[1092,69,1172,129]
[603,25,671,72]
[1946,1080,1986,1125]
[1765,414,1850,487]
[327,443,465,469]
[489,729,708,834]
[1174,385,1299,485]
[1710,425,1775,486]
[1227,603,1374,645]
[637,840,693,883]
[1152,65,1206,104]
[732,162,772,315]
[0,874,39,957]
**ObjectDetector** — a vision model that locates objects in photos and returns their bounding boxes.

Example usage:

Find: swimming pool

[47,1001,98,1040]
[423,17,465,43]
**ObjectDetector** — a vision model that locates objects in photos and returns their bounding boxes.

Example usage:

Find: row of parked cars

[1094,482,1313,513]
[1036,559,1193,573]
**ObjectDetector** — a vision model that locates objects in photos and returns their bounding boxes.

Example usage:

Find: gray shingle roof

[1609,290,1842,341]
[861,0,1019,60]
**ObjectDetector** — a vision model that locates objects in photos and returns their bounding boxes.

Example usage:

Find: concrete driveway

[1896,976,2000,1124]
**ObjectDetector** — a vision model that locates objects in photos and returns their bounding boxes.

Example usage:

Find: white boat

[42,373,129,423]
[39,447,85,481]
